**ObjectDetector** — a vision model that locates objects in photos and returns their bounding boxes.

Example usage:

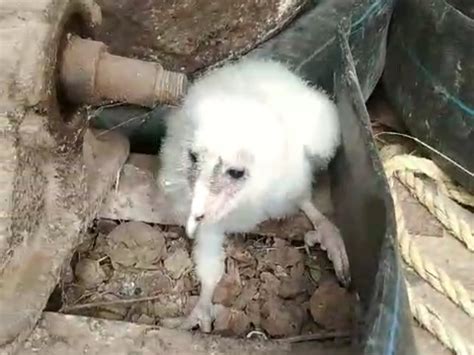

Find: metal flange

[59,35,187,107]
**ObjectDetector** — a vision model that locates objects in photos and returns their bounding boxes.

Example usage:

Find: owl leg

[162,226,225,332]
[300,200,351,287]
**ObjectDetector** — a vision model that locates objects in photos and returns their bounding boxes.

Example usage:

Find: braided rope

[397,170,474,252]
[382,153,474,252]
[386,176,474,318]
[382,150,474,353]
[384,155,474,208]
[407,287,474,355]
[441,181,474,207]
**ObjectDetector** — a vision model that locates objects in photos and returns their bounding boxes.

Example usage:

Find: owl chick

[158,58,350,333]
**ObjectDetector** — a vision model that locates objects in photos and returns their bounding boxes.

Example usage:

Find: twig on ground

[61,294,164,312]
[277,330,352,343]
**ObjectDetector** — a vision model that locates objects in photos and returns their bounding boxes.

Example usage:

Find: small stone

[310,279,354,331]
[214,305,252,337]
[163,248,193,279]
[106,221,166,268]
[261,298,304,337]
[74,258,106,289]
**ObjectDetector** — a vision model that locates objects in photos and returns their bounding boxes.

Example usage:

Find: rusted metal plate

[94,0,309,73]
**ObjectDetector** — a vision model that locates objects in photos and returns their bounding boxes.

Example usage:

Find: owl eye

[227,168,245,179]
[188,150,198,164]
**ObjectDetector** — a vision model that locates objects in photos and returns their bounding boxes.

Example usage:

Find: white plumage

[158,58,349,332]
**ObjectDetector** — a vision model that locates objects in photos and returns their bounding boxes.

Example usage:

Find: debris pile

[54,220,357,339]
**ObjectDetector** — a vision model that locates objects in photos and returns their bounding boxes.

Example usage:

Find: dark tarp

[383,0,474,193]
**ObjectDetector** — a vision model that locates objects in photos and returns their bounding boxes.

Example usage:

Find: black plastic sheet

[330,28,415,355]
[383,0,474,192]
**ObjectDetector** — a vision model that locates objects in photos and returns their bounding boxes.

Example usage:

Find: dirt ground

[46,218,357,341]
[94,0,308,73]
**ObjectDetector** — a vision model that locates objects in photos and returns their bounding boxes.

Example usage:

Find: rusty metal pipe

[59,35,187,107]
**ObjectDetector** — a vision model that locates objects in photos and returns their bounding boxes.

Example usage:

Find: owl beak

[186,213,204,238]
[186,217,197,238]
[186,181,208,238]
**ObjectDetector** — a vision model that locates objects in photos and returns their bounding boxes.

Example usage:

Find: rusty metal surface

[94,0,309,74]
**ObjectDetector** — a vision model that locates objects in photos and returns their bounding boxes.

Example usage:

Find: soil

[48,219,358,340]
[94,0,308,74]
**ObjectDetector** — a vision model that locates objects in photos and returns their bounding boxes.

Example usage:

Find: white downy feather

[158,58,341,233]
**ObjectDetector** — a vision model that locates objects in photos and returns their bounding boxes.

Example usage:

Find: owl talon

[162,299,215,333]
[304,220,351,288]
